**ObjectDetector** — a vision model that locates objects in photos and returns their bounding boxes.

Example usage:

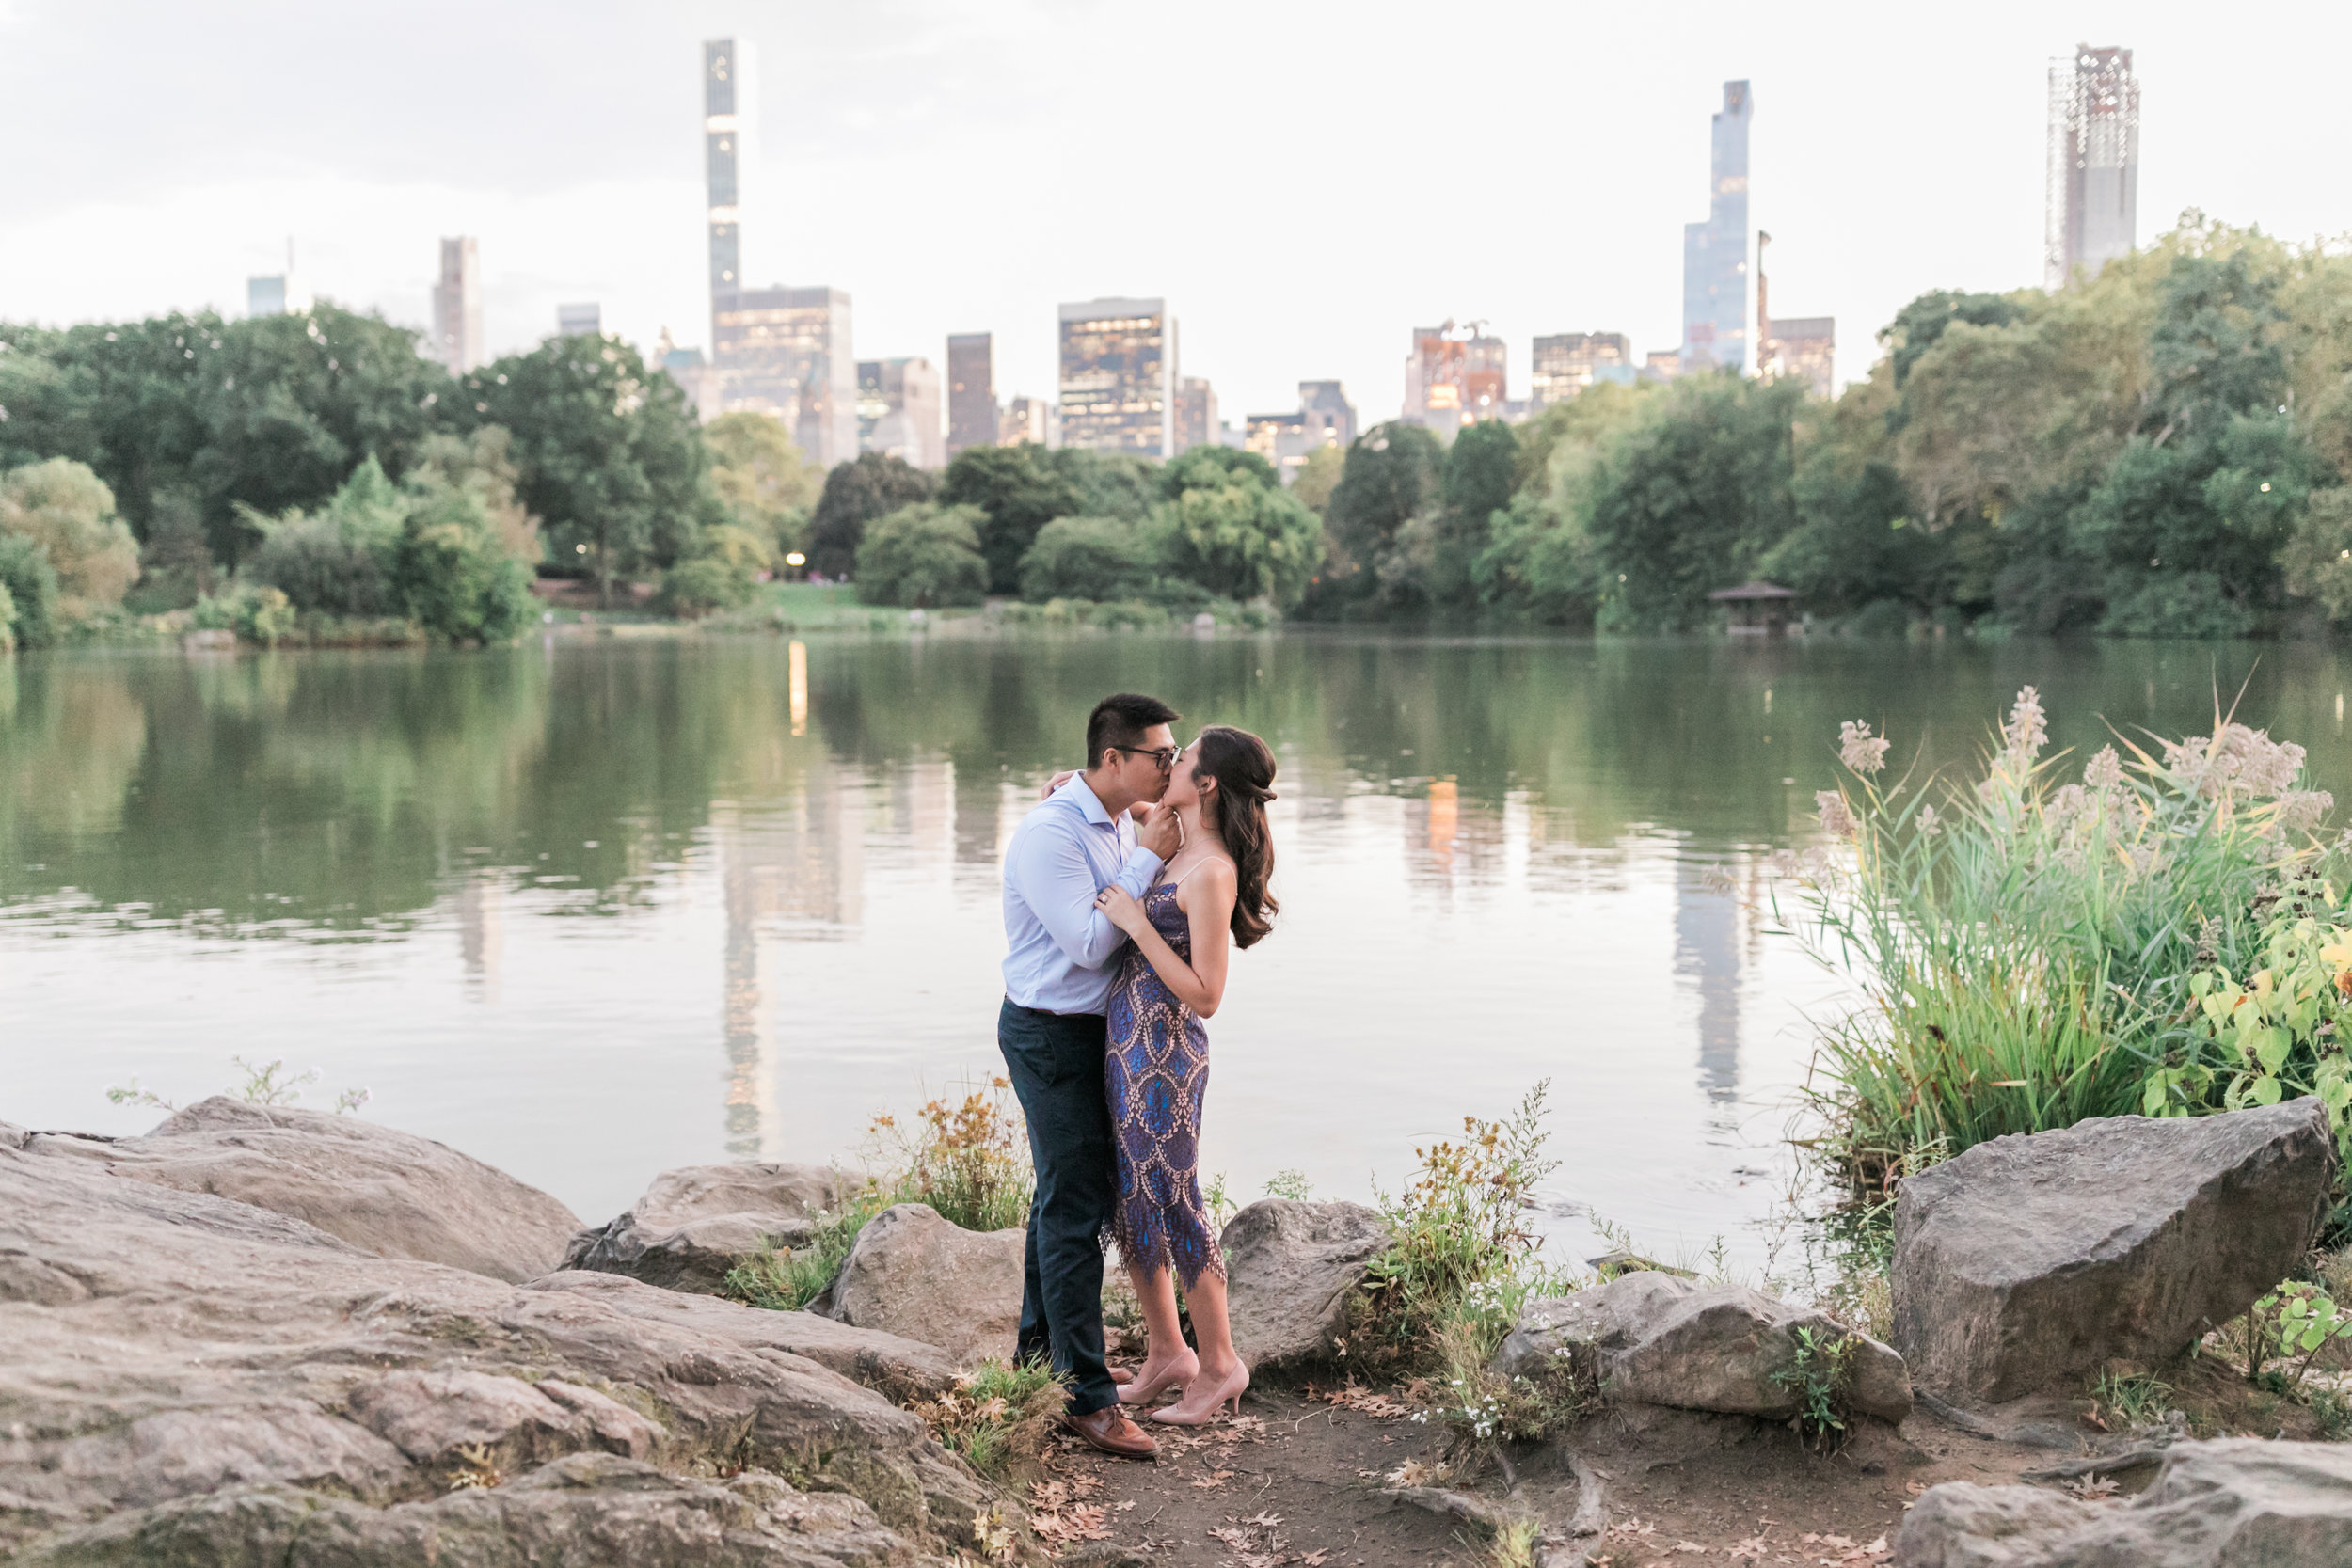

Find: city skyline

[3,5,2341,422]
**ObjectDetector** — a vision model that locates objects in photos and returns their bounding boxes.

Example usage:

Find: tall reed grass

[1782,689,2343,1195]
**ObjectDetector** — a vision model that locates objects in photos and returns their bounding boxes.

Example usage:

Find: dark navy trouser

[996,997,1117,1416]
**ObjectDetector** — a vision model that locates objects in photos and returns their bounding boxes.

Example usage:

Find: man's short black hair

[1086,694,1181,770]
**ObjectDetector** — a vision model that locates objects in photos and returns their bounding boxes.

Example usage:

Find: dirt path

[1028,1384,2157,1566]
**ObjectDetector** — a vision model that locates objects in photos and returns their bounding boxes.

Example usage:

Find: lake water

[8,631,2350,1270]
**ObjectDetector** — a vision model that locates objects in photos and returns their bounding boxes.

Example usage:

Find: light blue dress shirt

[1001,776,1166,1015]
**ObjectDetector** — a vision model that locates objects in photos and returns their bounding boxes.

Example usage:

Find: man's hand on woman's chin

[1136,801,1184,861]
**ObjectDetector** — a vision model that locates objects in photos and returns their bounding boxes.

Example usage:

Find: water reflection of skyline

[11,636,2352,1246]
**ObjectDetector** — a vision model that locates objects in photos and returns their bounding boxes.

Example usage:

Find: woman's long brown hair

[1191,725,1279,949]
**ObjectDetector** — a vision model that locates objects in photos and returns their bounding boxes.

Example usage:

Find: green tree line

[1312,214,2352,638]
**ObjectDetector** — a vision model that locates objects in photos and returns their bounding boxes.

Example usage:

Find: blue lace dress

[1105,877,1224,1288]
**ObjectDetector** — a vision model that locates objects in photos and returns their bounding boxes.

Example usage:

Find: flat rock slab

[1496,1271,1911,1422]
[1892,1101,2336,1404]
[564,1163,866,1295]
[1894,1437,2352,1566]
[37,1096,582,1282]
[0,1134,990,1560]
[828,1202,1024,1369]
[529,1269,965,1402]
[8,1452,910,1568]
[1220,1198,1391,1371]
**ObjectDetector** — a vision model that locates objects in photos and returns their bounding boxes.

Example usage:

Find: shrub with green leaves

[853,502,988,608]
[1016,515,1162,602]
[1786,688,2344,1191]
[1352,1083,1566,1372]
[0,532,60,647]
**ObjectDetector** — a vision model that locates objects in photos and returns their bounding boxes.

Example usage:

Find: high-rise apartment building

[946,333,995,456]
[1246,382,1359,484]
[703,39,756,347]
[653,327,723,422]
[857,356,946,469]
[557,302,601,338]
[1298,380,1358,451]
[431,237,484,373]
[1000,397,1059,450]
[1755,232,1834,398]
[2044,45,2140,290]
[1681,81,1753,372]
[1057,298,1175,457]
[714,287,856,467]
[1404,322,1505,438]
[1176,377,1216,454]
[1530,334,1633,407]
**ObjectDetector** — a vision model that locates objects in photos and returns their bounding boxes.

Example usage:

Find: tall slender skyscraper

[2044,45,2140,290]
[704,39,757,347]
[1680,81,1752,373]
[431,237,483,373]
[946,333,996,456]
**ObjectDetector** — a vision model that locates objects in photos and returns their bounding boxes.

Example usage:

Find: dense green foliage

[239,451,536,641]
[853,502,989,607]
[1307,216,2352,638]
[703,411,817,563]
[0,458,142,610]
[809,451,938,579]
[463,335,707,607]
[1790,687,2347,1195]
[1017,515,1161,602]
[0,305,445,563]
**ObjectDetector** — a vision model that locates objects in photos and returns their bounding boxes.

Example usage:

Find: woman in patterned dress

[1091,725,1280,1425]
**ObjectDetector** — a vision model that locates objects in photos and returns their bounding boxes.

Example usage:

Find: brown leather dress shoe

[1064,1404,1158,1459]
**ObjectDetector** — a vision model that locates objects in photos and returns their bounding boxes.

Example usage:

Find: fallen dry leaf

[1672,1544,1708,1556]
[1726,1536,1770,1561]
[1321,1381,1412,1418]
[1191,1467,1236,1489]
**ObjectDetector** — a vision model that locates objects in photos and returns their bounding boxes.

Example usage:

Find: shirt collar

[1061,774,1119,829]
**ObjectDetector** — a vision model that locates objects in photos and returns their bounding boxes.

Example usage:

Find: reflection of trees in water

[11,635,2352,942]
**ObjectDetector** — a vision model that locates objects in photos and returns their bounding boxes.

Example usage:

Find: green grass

[910,1359,1068,1481]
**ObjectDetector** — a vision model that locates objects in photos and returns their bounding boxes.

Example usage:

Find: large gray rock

[8,1451,913,1568]
[1494,1271,1911,1423]
[827,1203,1024,1369]
[1892,1101,2336,1404]
[1219,1198,1391,1371]
[54,1097,582,1282]
[563,1163,867,1295]
[529,1268,966,1402]
[0,1132,992,1560]
[1893,1438,2352,1566]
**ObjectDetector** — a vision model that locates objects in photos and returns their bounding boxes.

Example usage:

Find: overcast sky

[4,1,2346,424]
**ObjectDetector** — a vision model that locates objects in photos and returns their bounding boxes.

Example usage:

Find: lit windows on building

[1529,333,1632,407]
[1057,298,1175,458]
[1403,323,1506,439]
[714,287,856,468]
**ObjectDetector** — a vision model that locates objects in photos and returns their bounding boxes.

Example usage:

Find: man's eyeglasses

[1112,745,1180,771]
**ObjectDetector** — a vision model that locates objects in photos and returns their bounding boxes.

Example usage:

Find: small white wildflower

[1915,803,1941,838]
[1816,790,1859,840]
[1839,720,1891,776]
[2002,686,2048,764]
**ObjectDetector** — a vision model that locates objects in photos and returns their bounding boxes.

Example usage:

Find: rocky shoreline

[6,1096,2352,1564]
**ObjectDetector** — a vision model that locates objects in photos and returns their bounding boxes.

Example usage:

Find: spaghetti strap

[1159,856,1219,892]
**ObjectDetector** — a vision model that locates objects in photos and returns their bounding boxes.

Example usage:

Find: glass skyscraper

[704,39,755,348]
[946,333,995,456]
[1680,81,1752,373]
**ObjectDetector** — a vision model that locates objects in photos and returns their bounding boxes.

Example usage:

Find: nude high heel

[1150,1363,1248,1425]
[1117,1352,1198,1406]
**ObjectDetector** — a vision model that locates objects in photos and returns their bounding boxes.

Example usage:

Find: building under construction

[2044,44,2140,290]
